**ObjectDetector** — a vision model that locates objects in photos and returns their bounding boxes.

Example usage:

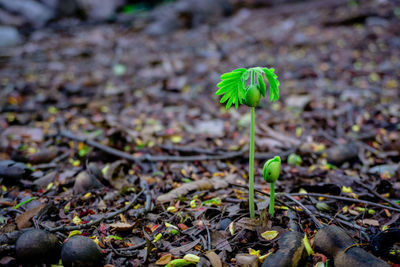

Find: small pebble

[217,218,232,231]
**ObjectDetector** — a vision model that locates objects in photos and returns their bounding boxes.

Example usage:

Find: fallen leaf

[261,230,279,241]
[156,254,172,265]
[15,204,46,229]
[108,222,134,232]
[362,219,380,226]
[303,234,313,256]
[170,239,201,255]
[183,254,200,263]
[157,175,237,203]
[1,126,43,142]
[211,231,232,252]
[236,217,259,231]
[205,251,222,267]
[68,230,82,238]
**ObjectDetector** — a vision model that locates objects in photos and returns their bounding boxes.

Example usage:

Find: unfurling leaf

[216,67,280,110]
[263,68,280,102]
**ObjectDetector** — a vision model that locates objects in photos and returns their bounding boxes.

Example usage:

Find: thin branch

[316,212,369,241]
[160,145,225,155]
[353,180,400,210]
[59,130,294,162]
[288,193,400,213]
[229,182,296,212]
[202,219,212,251]
[282,193,324,229]
[46,191,143,233]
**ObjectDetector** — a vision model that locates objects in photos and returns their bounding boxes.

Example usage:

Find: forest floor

[0,0,399,266]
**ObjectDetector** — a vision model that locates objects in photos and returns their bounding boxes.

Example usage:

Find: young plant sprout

[216,67,280,218]
[263,156,281,216]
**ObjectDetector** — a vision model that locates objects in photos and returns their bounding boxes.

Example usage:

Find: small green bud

[287,153,302,166]
[244,85,261,107]
[263,156,281,183]
[316,202,331,212]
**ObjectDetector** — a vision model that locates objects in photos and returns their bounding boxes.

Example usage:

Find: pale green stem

[269,183,275,216]
[249,107,255,219]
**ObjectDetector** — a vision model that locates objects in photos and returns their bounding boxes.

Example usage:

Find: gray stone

[144,0,232,36]
[0,26,22,47]
[369,164,399,176]
[0,0,54,27]
[236,254,258,267]
[77,0,123,21]
[195,119,225,137]
[0,10,25,27]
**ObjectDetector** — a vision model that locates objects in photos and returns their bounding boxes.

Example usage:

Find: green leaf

[216,69,247,109]
[202,197,222,206]
[257,74,266,97]
[220,71,242,79]
[263,68,280,102]
[303,234,314,256]
[13,197,35,209]
[226,96,235,109]
[233,68,247,73]
[263,156,281,183]
[220,93,231,104]
[216,67,279,109]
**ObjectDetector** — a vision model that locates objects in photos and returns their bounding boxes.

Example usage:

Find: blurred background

[0,2,399,265]
[0,0,399,168]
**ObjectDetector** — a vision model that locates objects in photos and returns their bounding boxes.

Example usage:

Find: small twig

[59,130,140,163]
[283,193,324,229]
[60,130,295,162]
[354,180,400,210]
[288,193,400,213]
[316,212,369,241]
[229,183,296,212]
[141,179,152,212]
[51,150,72,163]
[108,241,146,252]
[202,219,212,251]
[160,145,225,155]
[32,163,57,169]
[109,243,140,257]
[46,191,143,232]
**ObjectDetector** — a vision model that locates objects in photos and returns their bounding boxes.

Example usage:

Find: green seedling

[263,156,281,216]
[216,67,280,218]
[287,153,302,166]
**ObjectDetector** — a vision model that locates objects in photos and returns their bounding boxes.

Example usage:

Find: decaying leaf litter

[0,0,399,266]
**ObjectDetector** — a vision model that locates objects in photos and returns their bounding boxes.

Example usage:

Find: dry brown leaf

[255,137,284,150]
[205,251,222,267]
[15,204,46,229]
[156,254,172,265]
[156,175,237,203]
[361,219,380,226]
[170,239,200,256]
[261,230,279,241]
[108,222,134,231]
[236,217,259,231]
[257,124,300,147]
[211,231,232,252]
[1,126,43,142]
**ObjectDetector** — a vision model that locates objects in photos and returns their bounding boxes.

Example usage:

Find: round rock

[61,235,104,267]
[15,229,60,264]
